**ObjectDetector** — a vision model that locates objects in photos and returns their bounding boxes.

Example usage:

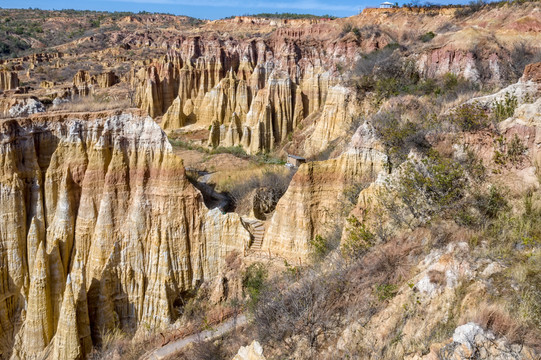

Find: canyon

[0,3,541,359]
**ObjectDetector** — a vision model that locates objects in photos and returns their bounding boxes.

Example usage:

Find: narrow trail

[143,315,247,360]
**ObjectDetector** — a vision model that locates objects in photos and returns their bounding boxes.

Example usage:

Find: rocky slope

[0,4,541,360]
[127,5,538,157]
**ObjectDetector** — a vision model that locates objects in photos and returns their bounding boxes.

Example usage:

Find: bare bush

[511,42,541,80]
[254,267,347,357]
[253,230,420,358]
[428,269,446,286]
[88,329,162,360]
[181,340,225,360]
[227,169,294,212]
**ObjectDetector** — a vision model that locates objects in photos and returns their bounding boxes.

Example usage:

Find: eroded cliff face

[130,6,540,156]
[0,70,19,90]
[265,123,388,260]
[0,112,250,359]
[132,35,351,154]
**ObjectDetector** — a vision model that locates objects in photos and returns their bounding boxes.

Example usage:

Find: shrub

[341,182,367,215]
[492,93,518,122]
[373,114,429,167]
[381,151,466,228]
[374,283,398,301]
[448,103,490,131]
[310,235,333,261]
[492,134,527,165]
[211,145,247,157]
[461,148,486,182]
[420,31,436,42]
[341,23,353,34]
[510,42,541,80]
[242,262,268,309]
[481,196,541,259]
[517,255,541,329]
[254,267,347,354]
[443,72,458,90]
[354,45,399,78]
[183,340,225,360]
[342,216,376,260]
[474,185,509,219]
[454,0,487,18]
[506,134,527,163]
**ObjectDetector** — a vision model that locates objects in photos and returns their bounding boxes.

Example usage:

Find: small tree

[342,215,376,260]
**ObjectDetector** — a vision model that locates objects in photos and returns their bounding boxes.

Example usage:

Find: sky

[1,0,471,20]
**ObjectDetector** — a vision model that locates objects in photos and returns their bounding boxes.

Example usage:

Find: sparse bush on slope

[379,150,466,228]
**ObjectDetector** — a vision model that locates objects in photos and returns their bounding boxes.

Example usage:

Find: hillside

[0,2,541,360]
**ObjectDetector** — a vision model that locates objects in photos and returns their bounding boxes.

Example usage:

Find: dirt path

[143,314,247,360]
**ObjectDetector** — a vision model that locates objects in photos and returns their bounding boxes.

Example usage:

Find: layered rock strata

[0,70,19,90]
[0,112,250,359]
[133,39,340,154]
[265,123,388,260]
[72,70,119,96]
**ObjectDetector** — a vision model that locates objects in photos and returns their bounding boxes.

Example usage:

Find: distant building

[286,154,306,168]
[380,2,394,8]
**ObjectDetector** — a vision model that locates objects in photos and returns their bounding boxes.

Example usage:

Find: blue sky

[1,0,470,20]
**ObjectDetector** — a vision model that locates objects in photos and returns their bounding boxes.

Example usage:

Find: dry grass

[163,324,253,360]
[52,96,131,112]
[88,328,162,360]
[475,304,525,345]
[469,302,541,352]
[209,164,287,191]
[428,269,447,286]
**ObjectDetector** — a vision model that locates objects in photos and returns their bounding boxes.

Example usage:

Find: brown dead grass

[475,304,527,345]
[88,329,163,360]
[209,164,289,193]
[428,269,447,286]
[52,96,131,112]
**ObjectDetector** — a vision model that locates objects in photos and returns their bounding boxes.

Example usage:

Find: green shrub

[211,145,247,157]
[507,134,527,163]
[374,283,398,301]
[475,186,509,219]
[449,103,490,131]
[420,31,436,42]
[443,72,459,90]
[382,151,466,228]
[243,262,268,310]
[342,216,376,260]
[310,235,332,261]
[493,93,518,122]
[373,114,429,167]
[461,148,486,182]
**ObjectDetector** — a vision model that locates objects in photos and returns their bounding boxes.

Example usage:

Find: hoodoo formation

[1,2,541,359]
